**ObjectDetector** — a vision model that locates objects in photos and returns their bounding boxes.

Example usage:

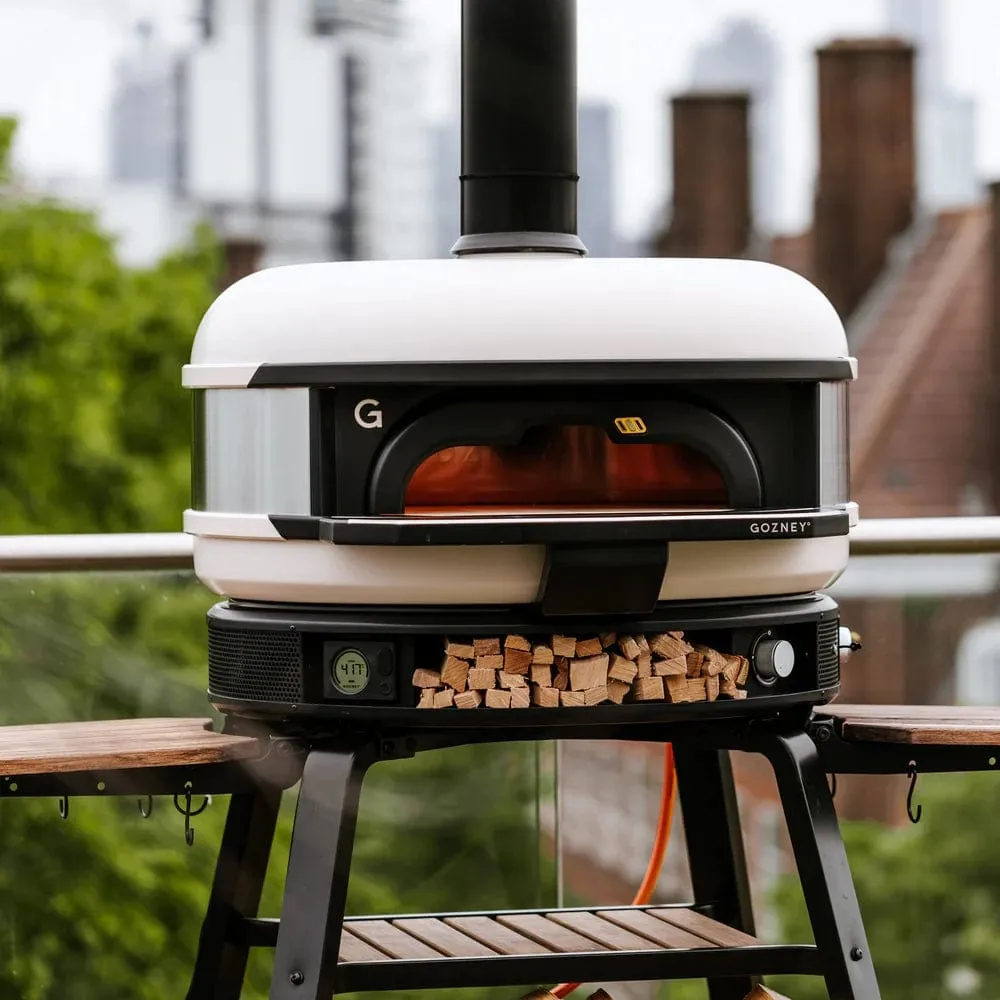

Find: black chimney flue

[452,0,586,256]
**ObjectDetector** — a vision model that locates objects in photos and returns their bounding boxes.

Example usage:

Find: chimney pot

[813,37,916,318]
[657,91,752,259]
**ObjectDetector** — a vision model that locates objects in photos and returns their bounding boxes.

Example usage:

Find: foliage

[770,771,1000,1000]
[0,117,549,999]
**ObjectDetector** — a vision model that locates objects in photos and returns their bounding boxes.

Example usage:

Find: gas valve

[838,627,863,664]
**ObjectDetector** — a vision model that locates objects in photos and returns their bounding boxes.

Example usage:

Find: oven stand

[187,720,880,1000]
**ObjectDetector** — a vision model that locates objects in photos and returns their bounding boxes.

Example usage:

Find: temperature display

[331,648,371,695]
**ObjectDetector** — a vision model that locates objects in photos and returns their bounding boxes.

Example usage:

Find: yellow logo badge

[614,416,647,435]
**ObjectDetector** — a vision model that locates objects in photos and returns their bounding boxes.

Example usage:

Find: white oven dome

[183,255,852,389]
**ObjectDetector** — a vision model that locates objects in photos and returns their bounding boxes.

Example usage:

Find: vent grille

[208,625,303,704]
[816,618,841,690]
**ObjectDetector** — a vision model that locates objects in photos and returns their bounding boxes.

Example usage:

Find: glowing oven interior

[403,424,730,516]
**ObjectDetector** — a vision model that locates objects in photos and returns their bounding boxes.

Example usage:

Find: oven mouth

[368,400,765,516]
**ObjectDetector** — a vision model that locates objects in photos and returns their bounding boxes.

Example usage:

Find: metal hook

[906,760,922,824]
[172,782,210,847]
[829,773,837,799]
[138,795,153,819]
[58,795,69,820]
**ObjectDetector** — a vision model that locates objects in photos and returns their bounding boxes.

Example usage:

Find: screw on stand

[289,970,305,986]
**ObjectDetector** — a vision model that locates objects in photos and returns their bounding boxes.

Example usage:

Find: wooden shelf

[241,905,821,992]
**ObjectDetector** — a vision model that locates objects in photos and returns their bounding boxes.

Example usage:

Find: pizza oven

[183,0,858,726]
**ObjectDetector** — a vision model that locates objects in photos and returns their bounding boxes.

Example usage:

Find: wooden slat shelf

[241,905,822,992]
[0,718,264,775]
[817,704,1000,746]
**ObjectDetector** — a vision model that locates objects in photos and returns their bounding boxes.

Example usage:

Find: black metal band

[270,508,849,546]
[248,359,856,388]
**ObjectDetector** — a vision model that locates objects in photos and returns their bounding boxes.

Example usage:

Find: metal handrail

[0,518,999,573]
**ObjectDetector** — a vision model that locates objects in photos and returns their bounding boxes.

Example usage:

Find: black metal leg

[763,731,881,1000]
[186,782,283,1000]
[675,744,756,1000]
[269,744,373,1000]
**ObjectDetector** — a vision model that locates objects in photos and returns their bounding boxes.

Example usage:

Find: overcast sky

[1,0,998,237]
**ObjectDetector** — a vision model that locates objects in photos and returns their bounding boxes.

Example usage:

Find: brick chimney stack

[219,237,264,293]
[656,92,752,258]
[813,38,916,318]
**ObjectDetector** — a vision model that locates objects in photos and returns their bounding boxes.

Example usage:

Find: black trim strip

[248,359,855,388]
[269,508,849,546]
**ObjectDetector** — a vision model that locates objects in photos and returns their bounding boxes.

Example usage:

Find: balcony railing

[1,517,999,572]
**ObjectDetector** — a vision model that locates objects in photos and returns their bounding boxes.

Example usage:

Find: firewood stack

[413,631,750,709]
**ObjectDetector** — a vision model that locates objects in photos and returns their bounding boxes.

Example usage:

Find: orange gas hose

[551,743,677,998]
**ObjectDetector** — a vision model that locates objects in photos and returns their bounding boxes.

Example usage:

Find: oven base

[207,594,842,725]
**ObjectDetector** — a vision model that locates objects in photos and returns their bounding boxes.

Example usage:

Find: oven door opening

[403,424,732,517]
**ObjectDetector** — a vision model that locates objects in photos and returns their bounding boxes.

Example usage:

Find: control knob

[753,635,795,684]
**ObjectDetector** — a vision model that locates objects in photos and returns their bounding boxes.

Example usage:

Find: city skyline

[2,0,1000,241]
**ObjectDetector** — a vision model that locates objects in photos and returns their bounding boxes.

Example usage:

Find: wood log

[530,665,552,687]
[736,656,750,685]
[570,654,609,691]
[552,661,570,691]
[412,668,442,688]
[454,690,483,710]
[619,635,641,660]
[552,635,577,658]
[695,644,728,677]
[498,671,527,689]
[633,676,665,701]
[468,668,497,690]
[485,688,512,709]
[584,685,609,706]
[599,631,617,649]
[560,690,586,707]
[475,654,505,671]
[635,634,651,657]
[473,638,501,656]
[417,689,436,709]
[510,687,531,709]
[744,987,792,1000]
[732,688,748,700]
[440,657,470,692]
[532,644,555,665]
[636,654,652,678]
[503,648,533,675]
[722,654,750,685]
[608,654,638,684]
[444,641,475,660]
[720,675,738,698]
[650,633,693,660]
[607,679,631,704]
[653,656,687,677]
[665,675,706,704]
[532,686,560,708]
[705,675,720,702]
[575,637,604,658]
[504,634,532,652]
[434,689,455,708]
[686,649,705,678]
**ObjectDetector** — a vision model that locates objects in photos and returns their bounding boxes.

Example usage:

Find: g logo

[354,398,383,430]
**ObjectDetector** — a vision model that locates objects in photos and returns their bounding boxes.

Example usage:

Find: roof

[766,205,992,518]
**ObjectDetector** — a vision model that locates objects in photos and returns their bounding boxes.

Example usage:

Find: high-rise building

[689,19,778,234]
[182,0,431,263]
[578,102,615,257]
[108,20,179,185]
[886,0,977,208]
